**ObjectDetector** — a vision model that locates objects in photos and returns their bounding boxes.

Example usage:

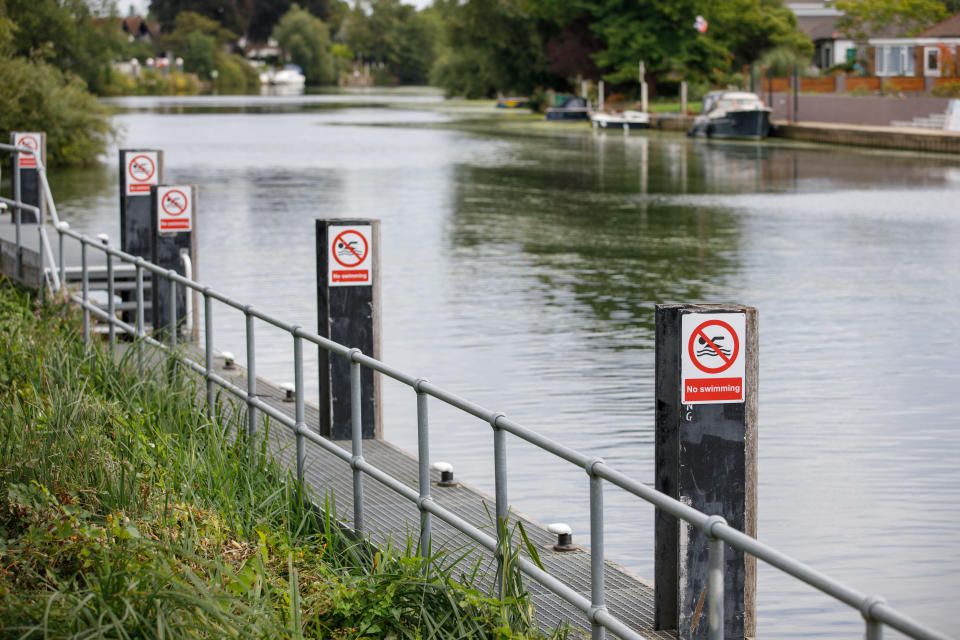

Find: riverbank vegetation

[0,280,564,639]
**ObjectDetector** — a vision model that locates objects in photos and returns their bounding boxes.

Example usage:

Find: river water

[52,91,960,638]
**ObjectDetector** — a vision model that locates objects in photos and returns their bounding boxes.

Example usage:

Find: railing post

[588,461,606,640]
[294,331,306,489]
[135,263,144,371]
[204,290,214,418]
[167,271,177,346]
[37,225,45,303]
[350,353,364,535]
[246,307,257,458]
[81,239,89,347]
[106,251,115,349]
[862,596,886,640]
[492,414,508,597]
[58,226,65,292]
[707,516,726,640]
[415,381,431,554]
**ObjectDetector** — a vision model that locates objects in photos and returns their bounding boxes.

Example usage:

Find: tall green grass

[0,281,566,639]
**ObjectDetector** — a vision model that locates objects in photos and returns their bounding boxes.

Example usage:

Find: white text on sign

[680,312,746,405]
[328,225,373,287]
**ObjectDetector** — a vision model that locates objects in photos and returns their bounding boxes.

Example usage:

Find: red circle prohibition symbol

[128,154,156,182]
[19,135,38,151]
[688,319,740,374]
[332,230,368,268]
[161,189,188,216]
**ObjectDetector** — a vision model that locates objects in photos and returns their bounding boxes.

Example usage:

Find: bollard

[10,132,45,224]
[150,184,196,340]
[654,303,757,640]
[315,219,382,439]
[120,149,164,322]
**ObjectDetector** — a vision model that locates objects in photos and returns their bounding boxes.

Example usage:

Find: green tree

[0,56,113,165]
[149,0,253,38]
[337,0,439,84]
[162,10,237,51]
[248,0,332,42]
[3,0,126,93]
[535,0,810,93]
[183,31,215,78]
[431,0,550,97]
[271,3,335,85]
[705,0,812,72]
[836,0,949,39]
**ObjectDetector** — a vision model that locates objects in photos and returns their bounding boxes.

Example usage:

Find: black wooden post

[316,219,382,440]
[654,303,758,640]
[120,149,164,323]
[10,132,46,224]
[120,149,164,257]
[150,185,196,337]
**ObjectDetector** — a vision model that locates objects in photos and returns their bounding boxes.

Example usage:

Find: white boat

[591,110,650,130]
[259,64,306,87]
[687,91,771,139]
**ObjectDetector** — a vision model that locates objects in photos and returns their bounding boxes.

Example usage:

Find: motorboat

[591,110,650,130]
[687,91,771,139]
[545,96,590,121]
[259,64,306,87]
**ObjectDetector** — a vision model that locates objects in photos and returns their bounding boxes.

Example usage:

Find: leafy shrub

[0,56,113,166]
[932,81,960,98]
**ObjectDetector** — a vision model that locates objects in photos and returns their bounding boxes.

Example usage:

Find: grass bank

[0,280,564,639]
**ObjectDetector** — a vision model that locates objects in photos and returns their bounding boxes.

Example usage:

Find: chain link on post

[204,292,214,418]
[350,355,364,536]
[492,415,507,598]
[416,384,431,555]
[294,332,305,489]
[588,462,606,640]
[81,240,89,347]
[106,252,115,349]
[246,309,257,461]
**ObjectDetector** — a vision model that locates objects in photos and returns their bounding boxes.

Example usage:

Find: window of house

[875,46,916,76]
[925,47,941,76]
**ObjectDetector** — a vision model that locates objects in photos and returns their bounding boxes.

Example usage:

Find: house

[121,16,161,43]
[789,2,858,70]
[789,3,960,85]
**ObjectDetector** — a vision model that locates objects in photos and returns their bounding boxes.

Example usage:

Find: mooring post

[654,303,757,640]
[120,149,164,322]
[315,218,382,439]
[9,132,45,224]
[150,184,196,340]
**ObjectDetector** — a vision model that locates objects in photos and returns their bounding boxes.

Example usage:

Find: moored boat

[591,109,650,130]
[687,91,771,139]
[545,96,590,121]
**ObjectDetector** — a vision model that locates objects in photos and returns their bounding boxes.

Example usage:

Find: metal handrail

[51,226,952,640]
[2,142,952,640]
[0,142,61,293]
